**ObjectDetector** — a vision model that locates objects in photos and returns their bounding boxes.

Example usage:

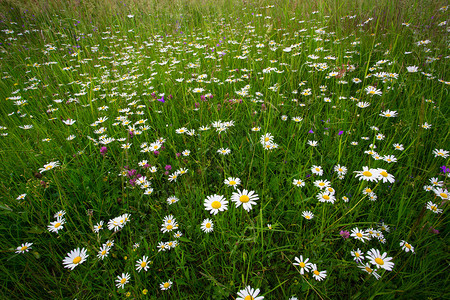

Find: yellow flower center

[314,270,320,276]
[305,216,310,219]
[239,195,250,203]
[365,188,372,193]
[21,246,28,251]
[319,182,325,186]
[380,171,388,177]
[299,262,305,268]
[315,168,320,172]
[229,180,236,185]
[405,243,411,249]
[166,225,173,230]
[265,137,269,142]
[356,233,362,238]
[431,206,437,211]
[363,171,372,177]
[244,296,254,300]
[45,165,52,170]
[355,252,360,257]
[54,223,61,228]
[327,188,333,193]
[121,278,127,284]
[338,168,343,172]
[141,261,147,268]
[73,256,82,264]
[386,114,391,117]
[205,223,211,228]
[375,258,384,265]
[163,282,170,288]
[323,195,330,200]
[211,201,221,209]
[365,266,373,273]
[440,193,448,199]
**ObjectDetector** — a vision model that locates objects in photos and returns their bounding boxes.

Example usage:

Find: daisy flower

[314,179,330,189]
[62,248,89,270]
[231,189,259,212]
[48,217,65,233]
[334,164,347,175]
[260,133,274,145]
[293,255,312,274]
[236,286,264,300]
[157,241,168,252]
[354,166,381,182]
[204,194,228,215]
[292,116,303,122]
[16,193,27,200]
[160,280,173,290]
[224,177,241,189]
[136,256,151,272]
[217,148,231,155]
[430,177,443,187]
[39,161,60,173]
[176,127,187,134]
[393,143,404,151]
[54,210,66,218]
[168,173,178,182]
[292,179,305,187]
[161,221,178,233]
[94,221,103,233]
[16,242,33,254]
[426,201,443,214]
[302,211,314,220]
[317,191,336,203]
[365,85,382,96]
[104,240,114,248]
[173,231,183,238]
[377,169,395,183]
[350,227,370,243]
[400,240,415,253]
[433,187,448,200]
[308,140,319,147]
[383,155,397,163]
[358,263,381,280]
[366,248,394,271]
[251,127,261,131]
[97,245,110,260]
[433,149,449,158]
[351,249,365,263]
[167,196,179,205]
[379,110,397,117]
[311,264,327,281]
[116,273,131,289]
[201,218,214,233]
[311,165,323,176]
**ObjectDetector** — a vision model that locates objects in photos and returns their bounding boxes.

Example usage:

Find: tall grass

[0,0,448,299]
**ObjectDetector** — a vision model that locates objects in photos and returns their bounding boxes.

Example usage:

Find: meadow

[0,0,448,299]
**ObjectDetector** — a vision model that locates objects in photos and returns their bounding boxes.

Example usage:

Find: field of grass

[0,0,448,299]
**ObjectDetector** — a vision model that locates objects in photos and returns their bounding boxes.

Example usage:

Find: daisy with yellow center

[231,189,259,212]
[97,245,110,260]
[354,166,381,182]
[204,194,228,215]
[400,240,415,253]
[201,218,214,233]
[135,256,151,272]
[293,255,312,274]
[160,280,173,290]
[116,273,131,289]
[302,211,314,220]
[62,247,89,270]
[224,177,241,189]
[48,217,65,233]
[236,285,264,300]
[367,248,394,271]
[15,242,33,254]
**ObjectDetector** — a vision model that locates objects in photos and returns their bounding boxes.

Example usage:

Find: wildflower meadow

[0,0,448,299]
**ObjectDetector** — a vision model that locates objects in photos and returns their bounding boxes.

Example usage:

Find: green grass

[0,0,449,299]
